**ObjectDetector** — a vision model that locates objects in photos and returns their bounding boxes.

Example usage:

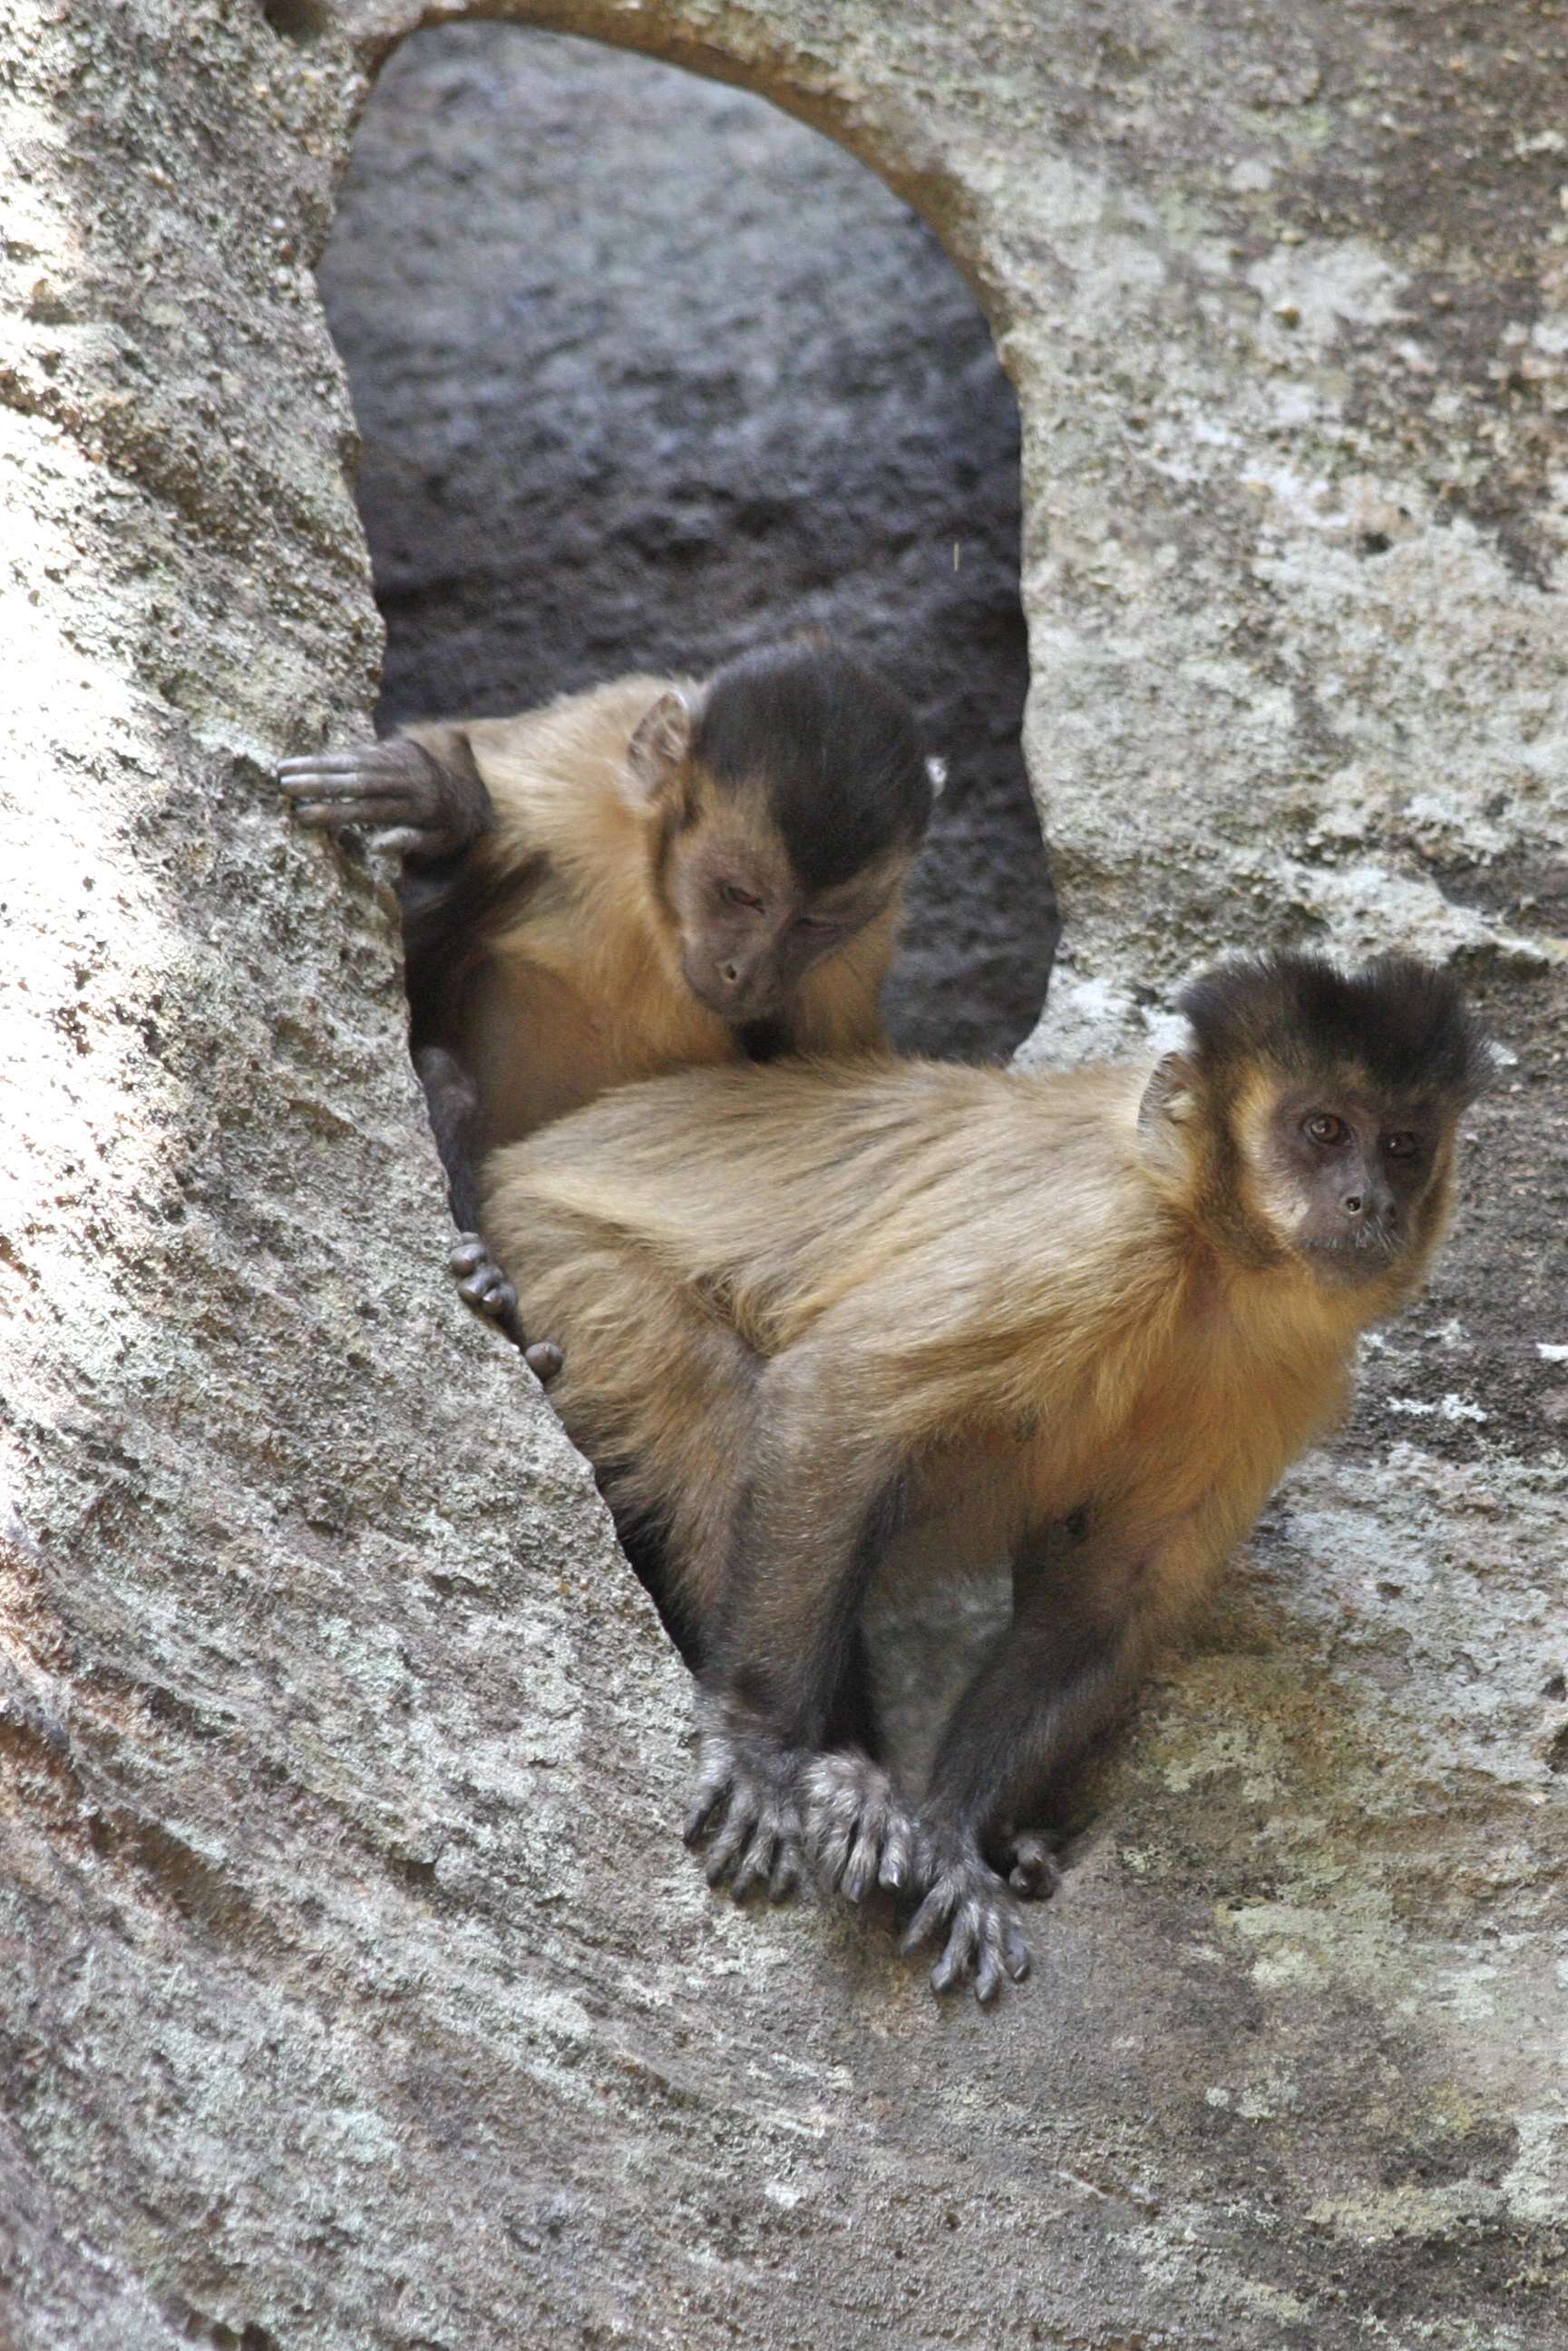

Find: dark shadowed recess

[319,23,1055,1059]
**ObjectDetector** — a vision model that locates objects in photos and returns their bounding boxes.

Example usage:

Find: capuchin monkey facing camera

[280,644,939,1356]
[479,951,1488,2000]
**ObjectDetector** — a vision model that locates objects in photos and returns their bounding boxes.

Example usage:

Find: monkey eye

[1303,1112,1349,1147]
[1384,1131,1420,1160]
[794,911,840,932]
[719,882,765,912]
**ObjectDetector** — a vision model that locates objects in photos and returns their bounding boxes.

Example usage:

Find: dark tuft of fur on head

[692,643,933,891]
[1178,951,1492,1105]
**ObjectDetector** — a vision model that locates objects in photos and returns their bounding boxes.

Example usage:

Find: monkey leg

[801,1627,911,1900]
[682,1345,920,1906]
[684,1689,807,1903]
[502,1209,767,1686]
[412,1047,560,1378]
[905,1521,1166,2002]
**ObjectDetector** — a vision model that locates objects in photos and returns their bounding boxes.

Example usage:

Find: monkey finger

[702,1800,760,1888]
[681,1764,734,1848]
[810,1811,855,1892]
[727,1831,773,1902]
[449,1235,488,1276]
[278,777,408,807]
[930,1910,979,1996]
[523,1341,565,1384]
[377,825,443,858]
[278,751,383,778]
[278,751,416,790]
[285,801,353,831]
[767,1839,801,1903]
[1001,1915,1031,1983]
[901,1883,954,1956]
[877,1810,914,1896]
[973,1933,1006,2006]
[732,1820,797,1904]
[837,1828,881,1907]
[459,1267,517,1316]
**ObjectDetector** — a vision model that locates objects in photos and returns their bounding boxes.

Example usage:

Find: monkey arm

[902,1509,1223,1998]
[278,725,494,863]
[681,1339,919,1906]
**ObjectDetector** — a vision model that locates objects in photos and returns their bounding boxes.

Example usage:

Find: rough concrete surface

[0,3,1563,2348]
[318,24,1051,1058]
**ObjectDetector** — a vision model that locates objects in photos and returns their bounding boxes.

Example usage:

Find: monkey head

[625,644,939,1024]
[1141,951,1492,1294]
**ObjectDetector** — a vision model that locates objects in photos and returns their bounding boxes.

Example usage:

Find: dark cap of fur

[1178,951,1492,1105]
[692,643,933,891]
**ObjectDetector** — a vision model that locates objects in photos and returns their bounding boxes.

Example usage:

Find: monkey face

[663,815,900,1025]
[1250,1079,1452,1287]
[638,642,933,1024]
[1160,950,1488,1295]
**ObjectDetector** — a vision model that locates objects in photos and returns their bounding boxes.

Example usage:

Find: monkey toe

[1001,1832,1063,1902]
[901,1837,1031,2004]
[683,1709,805,1902]
[728,1818,805,1904]
[447,1239,521,1325]
[459,1267,517,1317]
[803,1753,915,1903]
[523,1341,565,1385]
[701,1790,803,1900]
[681,1749,735,1849]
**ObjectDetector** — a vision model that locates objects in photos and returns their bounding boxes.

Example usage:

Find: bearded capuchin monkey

[279,644,939,1352]
[478,951,1488,2001]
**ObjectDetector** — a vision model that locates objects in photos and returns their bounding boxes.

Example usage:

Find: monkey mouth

[1298,1227,1401,1282]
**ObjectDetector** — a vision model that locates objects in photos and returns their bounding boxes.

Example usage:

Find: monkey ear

[625,690,694,804]
[1137,1051,1199,1136]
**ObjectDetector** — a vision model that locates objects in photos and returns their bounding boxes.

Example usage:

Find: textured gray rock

[318,24,1052,1058]
[1,3,1563,2349]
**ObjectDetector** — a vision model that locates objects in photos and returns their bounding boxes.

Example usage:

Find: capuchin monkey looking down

[478,951,1488,2001]
[279,644,939,1357]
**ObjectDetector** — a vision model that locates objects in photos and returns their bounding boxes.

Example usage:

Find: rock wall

[1,3,1563,2347]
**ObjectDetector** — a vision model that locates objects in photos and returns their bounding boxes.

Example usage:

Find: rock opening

[318,22,1056,1061]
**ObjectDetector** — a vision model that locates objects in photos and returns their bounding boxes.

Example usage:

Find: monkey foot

[994,1829,1063,1903]
[682,1704,805,1904]
[449,1233,519,1323]
[446,1237,563,1381]
[803,1752,917,1903]
[901,1826,1031,2005]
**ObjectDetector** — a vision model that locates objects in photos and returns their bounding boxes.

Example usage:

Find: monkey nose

[719,961,742,987]
[1342,1192,1364,1216]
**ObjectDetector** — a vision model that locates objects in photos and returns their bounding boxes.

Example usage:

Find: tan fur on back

[482,1051,1419,1628]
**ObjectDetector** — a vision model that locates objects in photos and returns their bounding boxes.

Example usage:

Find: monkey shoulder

[459,676,687,806]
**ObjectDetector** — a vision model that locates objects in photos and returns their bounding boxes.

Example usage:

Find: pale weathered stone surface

[1,4,1563,2348]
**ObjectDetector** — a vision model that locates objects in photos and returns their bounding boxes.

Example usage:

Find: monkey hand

[803,1752,918,1904]
[901,1823,1031,2005]
[682,1697,806,1905]
[447,1235,564,1382]
[278,740,467,860]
